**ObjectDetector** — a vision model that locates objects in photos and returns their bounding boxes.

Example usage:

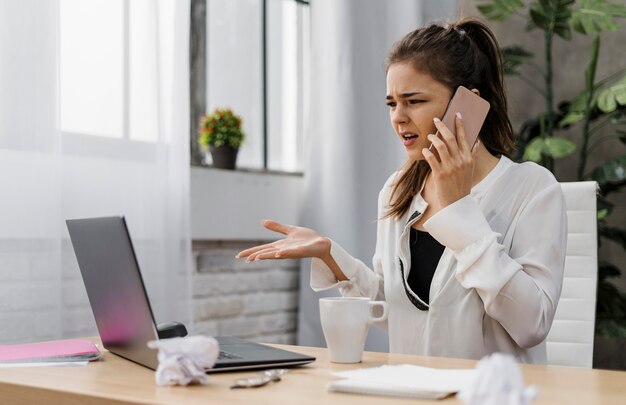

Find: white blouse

[310,156,567,363]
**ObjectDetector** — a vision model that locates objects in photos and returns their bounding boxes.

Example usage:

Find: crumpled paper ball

[458,352,537,405]
[147,335,219,386]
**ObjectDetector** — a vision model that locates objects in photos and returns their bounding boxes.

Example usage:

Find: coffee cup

[319,297,388,363]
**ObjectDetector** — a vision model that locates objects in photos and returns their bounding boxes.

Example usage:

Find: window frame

[190,0,309,173]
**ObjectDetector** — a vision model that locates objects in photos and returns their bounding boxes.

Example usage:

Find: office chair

[545,181,598,368]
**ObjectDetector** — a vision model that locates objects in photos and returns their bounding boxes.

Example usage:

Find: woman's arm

[239,174,394,303]
[309,178,392,302]
[425,181,567,348]
[237,219,385,300]
[237,221,386,300]
[423,115,566,348]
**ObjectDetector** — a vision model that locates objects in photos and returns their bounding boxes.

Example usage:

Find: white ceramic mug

[319,297,388,363]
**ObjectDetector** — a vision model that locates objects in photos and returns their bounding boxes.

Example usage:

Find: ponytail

[455,18,515,159]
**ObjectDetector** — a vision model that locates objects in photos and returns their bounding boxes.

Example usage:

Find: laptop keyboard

[218,350,243,360]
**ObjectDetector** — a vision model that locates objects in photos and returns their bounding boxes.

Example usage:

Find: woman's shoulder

[500,156,560,190]
[383,171,400,188]
[379,171,400,195]
[488,157,565,214]
[377,171,400,207]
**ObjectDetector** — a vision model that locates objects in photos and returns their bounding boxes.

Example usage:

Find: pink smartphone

[433,85,490,150]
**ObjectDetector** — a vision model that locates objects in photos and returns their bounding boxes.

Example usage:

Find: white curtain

[0,0,192,344]
[298,0,458,351]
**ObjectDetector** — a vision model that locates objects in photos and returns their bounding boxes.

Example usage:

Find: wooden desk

[0,343,625,404]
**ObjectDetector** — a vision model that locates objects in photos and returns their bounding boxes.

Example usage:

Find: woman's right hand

[236,220,347,281]
[236,219,330,262]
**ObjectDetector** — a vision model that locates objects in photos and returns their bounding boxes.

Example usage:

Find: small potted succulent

[198,108,246,170]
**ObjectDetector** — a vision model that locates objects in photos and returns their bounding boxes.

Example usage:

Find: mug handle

[368,301,388,323]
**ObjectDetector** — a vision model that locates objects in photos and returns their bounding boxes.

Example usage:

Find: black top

[407,228,445,305]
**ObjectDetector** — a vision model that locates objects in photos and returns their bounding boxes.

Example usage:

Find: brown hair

[383,17,515,219]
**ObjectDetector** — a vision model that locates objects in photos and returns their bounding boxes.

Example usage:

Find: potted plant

[198,108,246,170]
[478,0,626,368]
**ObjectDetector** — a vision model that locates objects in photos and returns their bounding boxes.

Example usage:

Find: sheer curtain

[298,0,458,351]
[0,0,192,344]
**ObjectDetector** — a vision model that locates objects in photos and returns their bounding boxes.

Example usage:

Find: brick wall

[0,239,300,345]
[192,241,300,344]
[0,239,97,344]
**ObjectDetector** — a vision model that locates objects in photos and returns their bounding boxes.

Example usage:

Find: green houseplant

[199,108,246,170]
[477,0,626,343]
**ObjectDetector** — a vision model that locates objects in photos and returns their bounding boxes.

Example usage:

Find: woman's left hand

[422,112,478,209]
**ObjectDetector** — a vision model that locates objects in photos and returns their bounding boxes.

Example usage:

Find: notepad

[328,364,476,400]
[0,339,101,363]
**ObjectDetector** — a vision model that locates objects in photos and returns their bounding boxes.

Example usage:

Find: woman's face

[386,62,452,161]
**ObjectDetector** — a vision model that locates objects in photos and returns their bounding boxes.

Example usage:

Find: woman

[237,17,566,364]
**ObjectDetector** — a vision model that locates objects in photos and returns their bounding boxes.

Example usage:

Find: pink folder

[0,339,101,363]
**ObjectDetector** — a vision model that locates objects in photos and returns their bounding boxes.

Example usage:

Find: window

[60,0,162,160]
[60,0,125,139]
[266,0,310,172]
[197,0,310,172]
[61,0,310,169]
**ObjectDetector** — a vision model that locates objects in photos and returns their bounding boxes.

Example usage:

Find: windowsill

[62,132,158,162]
[190,166,303,240]
[191,163,304,177]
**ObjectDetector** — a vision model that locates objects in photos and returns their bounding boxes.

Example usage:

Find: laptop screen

[66,216,160,369]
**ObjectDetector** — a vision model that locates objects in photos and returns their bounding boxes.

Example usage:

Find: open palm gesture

[236,220,330,262]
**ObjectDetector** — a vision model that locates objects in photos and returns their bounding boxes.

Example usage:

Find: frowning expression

[386,62,452,161]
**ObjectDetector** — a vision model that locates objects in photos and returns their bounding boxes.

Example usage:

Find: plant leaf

[523,137,545,161]
[597,194,615,217]
[557,36,601,128]
[572,0,626,34]
[599,260,622,279]
[559,110,585,126]
[501,46,534,75]
[609,110,626,125]
[599,224,626,250]
[585,35,601,90]
[591,154,626,194]
[596,278,626,320]
[570,91,592,112]
[596,318,626,338]
[598,89,619,112]
[596,75,626,113]
[544,136,577,157]
[522,136,576,160]
[478,0,526,21]
[529,0,575,39]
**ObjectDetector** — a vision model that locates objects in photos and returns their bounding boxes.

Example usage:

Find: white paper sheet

[329,364,476,400]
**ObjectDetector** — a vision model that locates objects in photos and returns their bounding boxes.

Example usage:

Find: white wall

[190,167,303,240]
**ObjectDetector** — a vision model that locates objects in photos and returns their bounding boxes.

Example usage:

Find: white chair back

[546,181,598,368]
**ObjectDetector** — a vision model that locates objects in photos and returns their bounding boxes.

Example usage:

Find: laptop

[66,216,315,372]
